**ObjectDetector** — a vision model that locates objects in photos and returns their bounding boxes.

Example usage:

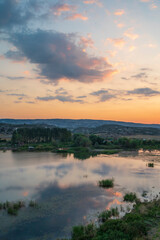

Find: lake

[0,150,160,240]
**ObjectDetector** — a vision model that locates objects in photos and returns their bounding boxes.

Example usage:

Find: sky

[0,0,160,123]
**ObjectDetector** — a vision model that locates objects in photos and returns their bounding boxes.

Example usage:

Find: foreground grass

[58,198,160,240]
[123,193,138,202]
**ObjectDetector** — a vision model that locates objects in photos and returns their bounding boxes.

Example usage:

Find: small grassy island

[98,178,114,188]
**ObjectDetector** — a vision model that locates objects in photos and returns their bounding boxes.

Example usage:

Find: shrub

[72,224,97,240]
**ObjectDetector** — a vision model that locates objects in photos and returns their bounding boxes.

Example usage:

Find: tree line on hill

[11,127,160,150]
[11,127,72,144]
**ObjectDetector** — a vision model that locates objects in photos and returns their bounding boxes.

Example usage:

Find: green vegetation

[11,127,72,144]
[0,200,38,216]
[71,224,97,240]
[112,137,160,150]
[0,201,25,215]
[100,149,120,155]
[148,163,154,167]
[59,198,160,240]
[99,178,114,188]
[123,192,138,202]
[1,127,159,159]
[73,134,91,147]
[98,208,119,223]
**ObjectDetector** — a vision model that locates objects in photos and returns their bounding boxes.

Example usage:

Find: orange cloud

[83,0,102,7]
[23,70,30,76]
[124,28,139,40]
[53,4,76,16]
[114,9,125,16]
[79,35,95,48]
[107,38,126,48]
[117,23,125,28]
[129,45,136,52]
[66,13,88,21]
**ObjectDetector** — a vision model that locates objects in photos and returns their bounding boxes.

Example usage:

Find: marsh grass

[98,207,119,223]
[148,163,154,168]
[0,200,38,216]
[29,200,38,208]
[0,201,25,215]
[98,178,114,188]
[124,192,138,202]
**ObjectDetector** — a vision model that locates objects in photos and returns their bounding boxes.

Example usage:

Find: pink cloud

[124,28,139,40]
[52,4,76,16]
[107,38,126,48]
[114,9,125,16]
[79,35,95,48]
[151,3,158,9]
[83,0,102,7]
[114,21,125,28]
[66,13,88,21]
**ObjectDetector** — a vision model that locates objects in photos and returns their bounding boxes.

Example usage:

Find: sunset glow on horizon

[0,0,160,123]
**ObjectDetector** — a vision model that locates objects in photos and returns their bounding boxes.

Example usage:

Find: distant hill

[73,124,160,138]
[0,119,160,130]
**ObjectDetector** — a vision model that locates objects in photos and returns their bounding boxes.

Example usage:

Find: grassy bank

[58,197,160,240]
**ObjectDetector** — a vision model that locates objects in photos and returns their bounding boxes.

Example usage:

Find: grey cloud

[127,88,160,96]
[5,50,26,62]
[100,94,116,102]
[26,101,35,104]
[121,77,129,80]
[36,95,84,103]
[140,68,152,71]
[90,89,116,102]
[6,29,115,83]
[0,0,33,29]
[55,88,68,94]
[7,76,25,80]
[131,72,148,79]
[90,89,108,96]
[77,95,87,99]
[7,93,27,97]
[0,74,25,80]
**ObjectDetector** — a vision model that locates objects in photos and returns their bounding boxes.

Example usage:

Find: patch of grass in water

[99,178,114,188]
[148,163,154,168]
[0,201,25,216]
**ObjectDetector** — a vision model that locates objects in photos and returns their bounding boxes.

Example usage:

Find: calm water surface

[0,150,160,240]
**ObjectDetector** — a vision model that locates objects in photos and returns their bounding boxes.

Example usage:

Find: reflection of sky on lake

[0,151,160,239]
[0,151,160,202]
